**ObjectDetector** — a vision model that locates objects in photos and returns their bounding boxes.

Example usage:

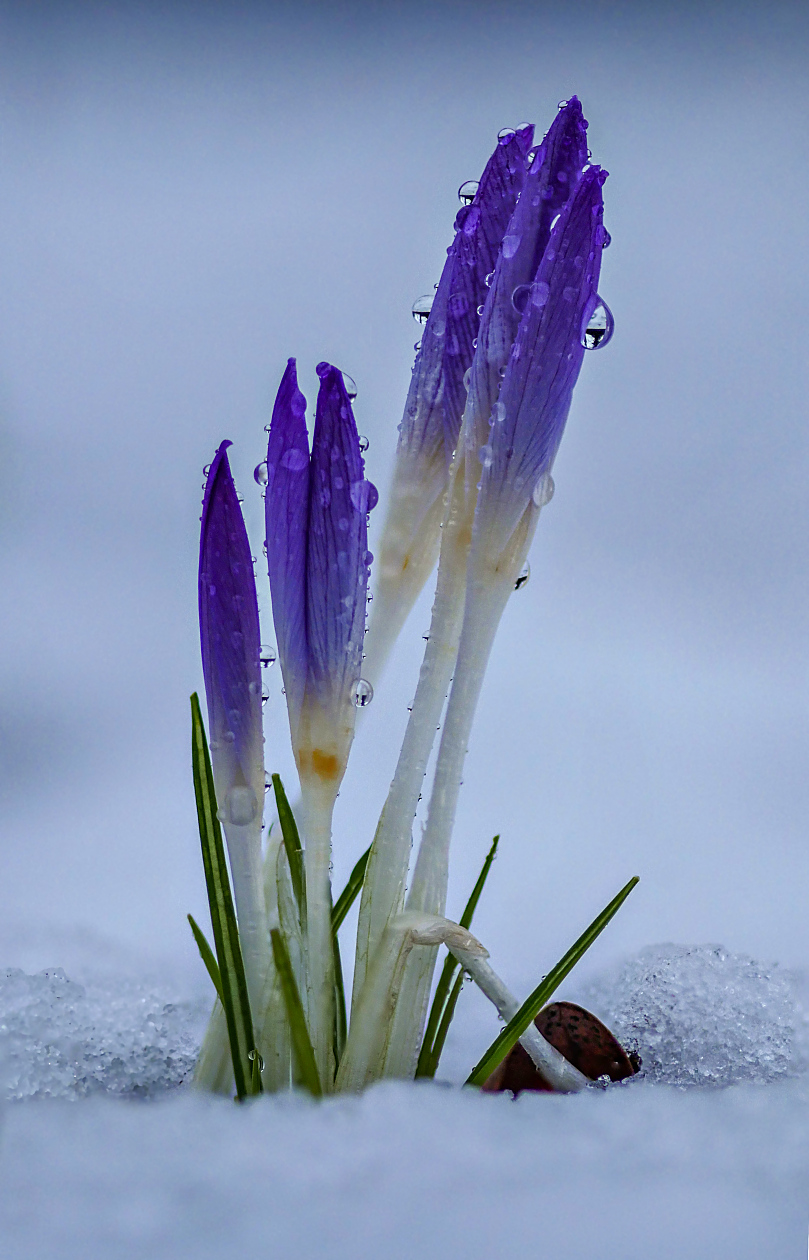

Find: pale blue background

[0,0,806,998]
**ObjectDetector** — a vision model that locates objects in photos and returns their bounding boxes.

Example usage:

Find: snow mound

[576,943,804,1087]
[0,966,207,1100]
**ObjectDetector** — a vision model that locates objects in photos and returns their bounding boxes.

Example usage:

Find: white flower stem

[223,819,269,1022]
[300,782,337,1092]
[384,506,539,1077]
[352,462,472,1010]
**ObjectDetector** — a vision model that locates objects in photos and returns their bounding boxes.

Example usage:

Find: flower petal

[265,358,310,742]
[199,441,264,809]
[305,363,371,724]
[477,164,608,551]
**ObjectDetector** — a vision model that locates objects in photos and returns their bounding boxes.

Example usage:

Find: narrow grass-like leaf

[416,835,500,1078]
[465,875,639,1088]
[271,927,323,1097]
[191,693,261,1100]
[427,967,465,1075]
[331,845,371,935]
[332,929,347,1067]
[272,774,305,919]
[187,913,224,1004]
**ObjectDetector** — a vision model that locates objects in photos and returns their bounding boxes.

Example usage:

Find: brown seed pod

[481,1001,640,1095]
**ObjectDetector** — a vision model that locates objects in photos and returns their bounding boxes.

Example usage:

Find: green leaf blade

[331,845,371,935]
[465,875,639,1088]
[191,692,260,1100]
[272,774,306,920]
[416,835,500,1079]
[187,913,224,1004]
[271,927,323,1097]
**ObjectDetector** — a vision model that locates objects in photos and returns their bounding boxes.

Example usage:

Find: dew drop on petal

[358,435,369,453]
[531,280,550,308]
[497,126,516,144]
[412,295,433,324]
[254,461,269,486]
[478,445,493,468]
[492,400,506,423]
[582,296,614,350]
[532,473,555,508]
[511,284,531,314]
[463,367,472,391]
[259,644,277,668]
[501,233,521,259]
[458,179,479,205]
[225,785,259,827]
[353,678,374,708]
[342,372,358,400]
[600,226,612,248]
[484,271,495,288]
[280,448,308,472]
[514,561,530,591]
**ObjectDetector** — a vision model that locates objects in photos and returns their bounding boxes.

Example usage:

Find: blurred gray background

[0,0,806,997]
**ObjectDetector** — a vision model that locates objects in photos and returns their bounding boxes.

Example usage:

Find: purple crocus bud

[265,361,374,791]
[362,125,534,683]
[464,99,590,468]
[474,163,609,560]
[199,441,267,1002]
[264,358,310,749]
[298,362,374,788]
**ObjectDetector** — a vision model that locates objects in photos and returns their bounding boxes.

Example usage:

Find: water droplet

[582,296,614,350]
[514,561,530,591]
[248,1049,264,1071]
[484,271,495,288]
[261,685,270,706]
[264,771,272,791]
[478,445,493,468]
[476,304,485,316]
[497,126,516,144]
[600,226,612,248]
[202,464,211,476]
[531,280,550,308]
[342,372,358,400]
[280,447,308,472]
[472,337,477,349]
[532,473,555,508]
[254,461,268,486]
[511,284,531,314]
[412,294,433,324]
[259,644,277,668]
[501,233,521,259]
[491,400,506,423]
[358,435,369,454]
[458,179,479,204]
[353,678,374,708]
[463,367,472,391]
[224,785,259,826]
[414,340,421,351]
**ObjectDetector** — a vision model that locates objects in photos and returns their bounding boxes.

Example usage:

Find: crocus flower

[387,163,609,1079]
[265,359,375,1087]
[199,442,268,1010]
[361,124,534,684]
[353,105,591,1021]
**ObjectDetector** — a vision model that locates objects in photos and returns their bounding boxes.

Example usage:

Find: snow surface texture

[576,942,809,1086]
[0,940,805,1259]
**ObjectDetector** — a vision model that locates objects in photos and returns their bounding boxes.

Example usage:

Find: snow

[0,937,805,1259]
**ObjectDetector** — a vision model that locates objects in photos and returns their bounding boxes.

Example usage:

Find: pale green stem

[337,913,487,1092]
[193,999,233,1094]
[352,464,472,1011]
[300,782,337,1092]
[384,506,539,1077]
[222,818,268,1022]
